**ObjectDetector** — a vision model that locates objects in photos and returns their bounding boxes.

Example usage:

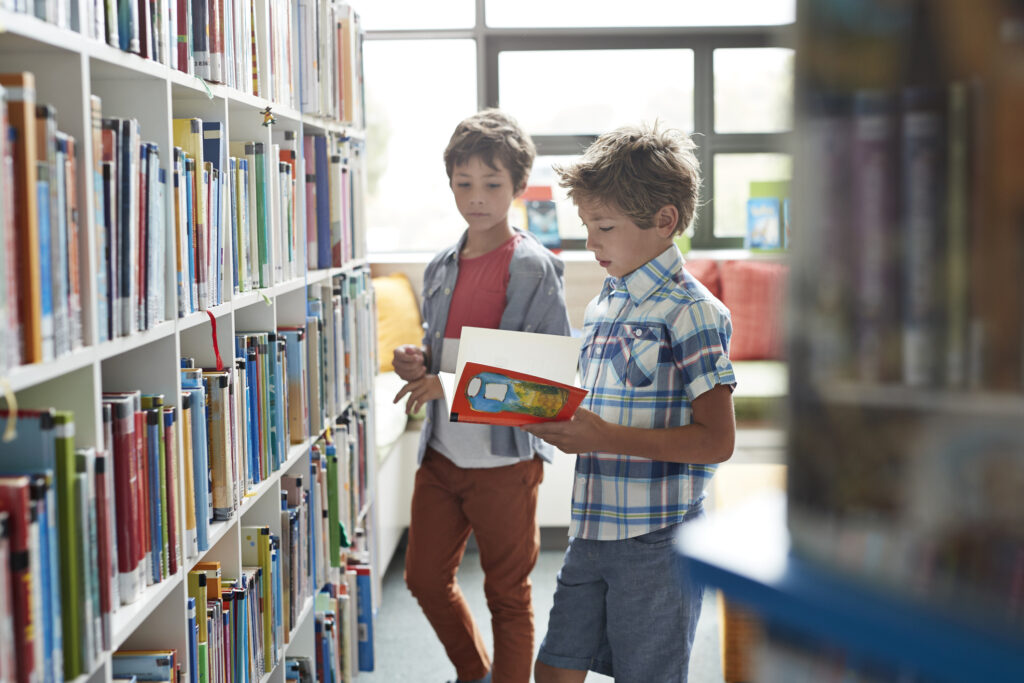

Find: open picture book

[438,327,587,427]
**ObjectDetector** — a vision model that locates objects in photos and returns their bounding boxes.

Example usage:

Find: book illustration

[466,371,567,417]
[450,362,586,426]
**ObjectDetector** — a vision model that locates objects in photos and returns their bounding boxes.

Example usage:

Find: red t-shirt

[444,233,523,338]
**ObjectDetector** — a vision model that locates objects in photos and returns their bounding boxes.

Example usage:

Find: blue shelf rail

[675,493,1024,682]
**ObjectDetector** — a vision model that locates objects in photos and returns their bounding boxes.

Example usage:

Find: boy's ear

[513,182,528,199]
[655,205,679,237]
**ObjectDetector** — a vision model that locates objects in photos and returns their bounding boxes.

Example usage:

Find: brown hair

[444,108,536,193]
[554,122,701,234]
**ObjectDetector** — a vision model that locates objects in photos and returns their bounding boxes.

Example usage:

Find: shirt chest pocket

[612,323,665,388]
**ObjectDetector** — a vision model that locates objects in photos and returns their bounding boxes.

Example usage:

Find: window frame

[366,0,794,251]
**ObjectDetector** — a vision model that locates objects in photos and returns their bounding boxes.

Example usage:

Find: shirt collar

[598,244,684,305]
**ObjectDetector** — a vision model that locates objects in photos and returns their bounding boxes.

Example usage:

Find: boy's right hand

[393,344,427,381]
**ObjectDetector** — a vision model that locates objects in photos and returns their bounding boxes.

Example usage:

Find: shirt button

[444,287,451,295]
[633,328,643,337]
[435,331,441,338]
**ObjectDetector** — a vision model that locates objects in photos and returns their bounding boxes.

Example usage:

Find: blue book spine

[187,597,198,683]
[93,135,108,342]
[212,168,222,304]
[314,137,330,269]
[229,157,238,292]
[37,165,54,359]
[31,477,55,683]
[184,385,210,550]
[355,568,374,671]
[267,337,280,471]
[147,412,162,584]
[53,139,69,358]
[274,341,286,468]
[156,166,167,325]
[246,349,260,483]
[271,538,282,655]
[42,475,63,683]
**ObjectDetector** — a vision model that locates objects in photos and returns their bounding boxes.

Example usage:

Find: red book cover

[0,477,35,683]
[64,135,82,350]
[103,393,140,603]
[449,362,587,427]
[176,0,191,73]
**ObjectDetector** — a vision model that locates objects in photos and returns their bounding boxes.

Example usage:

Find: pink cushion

[684,259,722,300]
[719,260,788,360]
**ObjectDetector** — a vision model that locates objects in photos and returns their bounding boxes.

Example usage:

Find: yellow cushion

[373,273,423,373]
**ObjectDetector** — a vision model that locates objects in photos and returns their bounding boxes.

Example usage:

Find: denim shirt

[417,228,572,464]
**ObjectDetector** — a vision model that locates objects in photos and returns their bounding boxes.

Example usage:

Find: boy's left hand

[521,408,606,454]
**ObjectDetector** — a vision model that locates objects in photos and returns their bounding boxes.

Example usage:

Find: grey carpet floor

[357,539,726,682]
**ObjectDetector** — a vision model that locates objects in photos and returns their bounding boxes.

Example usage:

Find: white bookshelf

[0,4,373,683]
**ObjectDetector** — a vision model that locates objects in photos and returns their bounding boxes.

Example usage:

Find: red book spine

[176,0,190,73]
[0,478,35,683]
[108,401,138,588]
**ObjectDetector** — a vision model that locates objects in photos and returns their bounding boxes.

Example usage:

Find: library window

[484,0,796,28]
[498,49,694,136]
[364,7,794,253]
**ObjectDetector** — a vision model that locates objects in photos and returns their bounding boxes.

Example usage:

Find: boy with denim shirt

[524,123,736,683]
[393,108,571,683]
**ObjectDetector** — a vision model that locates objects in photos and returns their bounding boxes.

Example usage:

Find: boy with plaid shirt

[525,123,736,683]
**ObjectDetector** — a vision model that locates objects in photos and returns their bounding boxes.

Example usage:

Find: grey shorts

[536,512,705,682]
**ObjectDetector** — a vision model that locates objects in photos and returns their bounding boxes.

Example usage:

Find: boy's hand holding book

[521,407,605,454]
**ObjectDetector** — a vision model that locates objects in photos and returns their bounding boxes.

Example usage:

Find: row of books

[0,74,85,370]
[297,1,365,125]
[797,78,1021,392]
[0,408,123,682]
[1,76,369,371]
[304,132,366,272]
[2,0,365,118]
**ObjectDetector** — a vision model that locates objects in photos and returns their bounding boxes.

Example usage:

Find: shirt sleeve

[673,299,737,402]
[505,252,572,337]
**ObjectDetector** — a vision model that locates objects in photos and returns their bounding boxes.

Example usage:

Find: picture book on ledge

[438,327,585,427]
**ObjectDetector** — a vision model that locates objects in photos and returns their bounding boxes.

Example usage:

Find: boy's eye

[487,183,501,189]
[599,226,614,232]
[456,183,470,188]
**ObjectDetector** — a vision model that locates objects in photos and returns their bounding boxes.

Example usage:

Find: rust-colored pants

[405,447,544,683]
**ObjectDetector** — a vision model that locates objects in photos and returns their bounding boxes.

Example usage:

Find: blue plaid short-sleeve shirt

[571,245,736,540]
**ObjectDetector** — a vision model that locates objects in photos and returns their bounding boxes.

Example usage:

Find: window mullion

[692,43,715,248]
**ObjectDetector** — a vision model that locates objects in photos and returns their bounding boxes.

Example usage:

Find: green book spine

[197,640,208,683]
[54,411,82,677]
[326,452,340,567]
[254,142,269,287]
